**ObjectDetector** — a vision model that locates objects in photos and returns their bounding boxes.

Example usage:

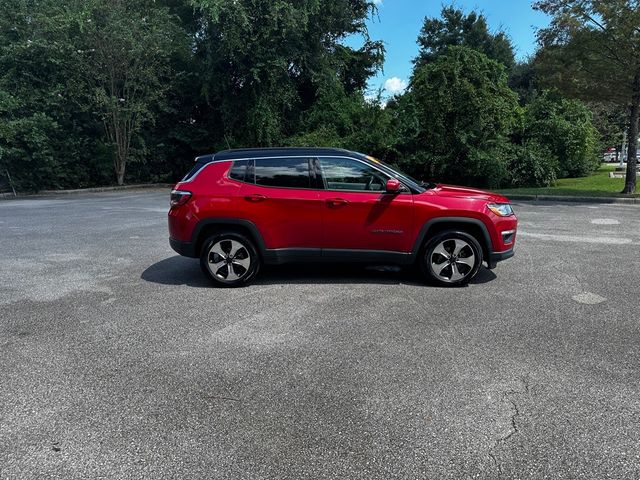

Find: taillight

[170,190,192,207]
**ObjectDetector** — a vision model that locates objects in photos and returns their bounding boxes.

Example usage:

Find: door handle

[244,194,267,203]
[326,198,348,208]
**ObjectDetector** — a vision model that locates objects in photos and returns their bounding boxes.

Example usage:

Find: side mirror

[386,178,402,193]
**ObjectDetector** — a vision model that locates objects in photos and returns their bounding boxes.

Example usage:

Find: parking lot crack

[488,378,529,478]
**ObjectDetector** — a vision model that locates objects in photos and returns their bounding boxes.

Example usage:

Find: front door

[316,157,413,253]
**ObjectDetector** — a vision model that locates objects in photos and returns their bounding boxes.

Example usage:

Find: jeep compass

[168,148,517,287]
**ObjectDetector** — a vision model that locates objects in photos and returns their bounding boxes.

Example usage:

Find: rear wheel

[420,230,483,287]
[200,233,260,287]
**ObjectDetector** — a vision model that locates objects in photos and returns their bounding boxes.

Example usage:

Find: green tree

[509,58,538,104]
[587,101,628,159]
[190,0,383,148]
[0,0,187,189]
[414,6,515,70]
[400,46,519,188]
[83,0,187,185]
[0,0,110,191]
[510,92,599,186]
[534,0,640,193]
[286,85,395,160]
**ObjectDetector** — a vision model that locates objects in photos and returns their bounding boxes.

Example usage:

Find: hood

[432,184,508,202]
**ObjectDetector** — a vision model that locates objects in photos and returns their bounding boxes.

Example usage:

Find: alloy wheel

[206,239,252,283]
[430,238,476,283]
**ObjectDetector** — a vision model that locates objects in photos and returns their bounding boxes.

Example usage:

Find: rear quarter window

[228,160,250,182]
[181,160,208,182]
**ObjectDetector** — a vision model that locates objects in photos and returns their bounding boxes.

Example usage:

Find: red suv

[168,148,517,287]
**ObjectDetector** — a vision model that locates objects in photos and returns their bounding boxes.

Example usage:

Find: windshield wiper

[420,181,436,190]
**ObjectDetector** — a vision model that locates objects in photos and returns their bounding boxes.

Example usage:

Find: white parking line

[590,219,620,225]
[572,292,606,305]
[518,231,635,245]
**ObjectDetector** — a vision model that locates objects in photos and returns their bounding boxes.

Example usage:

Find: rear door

[234,157,323,250]
[316,157,414,252]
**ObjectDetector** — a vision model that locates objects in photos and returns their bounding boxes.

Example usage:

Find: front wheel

[420,231,483,287]
[200,233,260,287]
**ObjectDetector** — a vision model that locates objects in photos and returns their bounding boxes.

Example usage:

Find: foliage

[83,0,187,185]
[520,92,600,179]
[509,59,538,104]
[190,0,384,148]
[414,6,515,70]
[0,0,110,191]
[508,142,558,188]
[587,101,628,153]
[0,1,610,194]
[286,86,396,160]
[534,0,640,193]
[398,46,519,188]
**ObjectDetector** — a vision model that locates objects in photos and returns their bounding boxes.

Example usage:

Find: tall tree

[0,0,110,191]
[84,0,186,185]
[400,46,519,188]
[190,0,383,148]
[414,6,515,71]
[534,0,640,193]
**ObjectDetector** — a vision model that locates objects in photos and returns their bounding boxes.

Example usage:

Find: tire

[419,230,483,287]
[199,232,260,287]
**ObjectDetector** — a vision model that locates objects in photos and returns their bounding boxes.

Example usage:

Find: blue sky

[354,0,551,96]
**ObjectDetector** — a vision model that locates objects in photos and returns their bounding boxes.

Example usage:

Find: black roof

[187,147,425,192]
[195,147,357,163]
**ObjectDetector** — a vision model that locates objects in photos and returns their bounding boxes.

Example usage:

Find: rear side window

[253,158,312,189]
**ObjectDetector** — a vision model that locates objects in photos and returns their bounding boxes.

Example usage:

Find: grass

[497,164,639,198]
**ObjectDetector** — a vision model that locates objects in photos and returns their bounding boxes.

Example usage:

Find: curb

[503,194,639,205]
[40,183,173,195]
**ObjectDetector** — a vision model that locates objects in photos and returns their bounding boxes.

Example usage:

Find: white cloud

[373,0,383,4]
[384,77,407,95]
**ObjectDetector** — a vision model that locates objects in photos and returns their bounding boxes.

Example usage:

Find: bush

[522,92,600,178]
[508,141,558,187]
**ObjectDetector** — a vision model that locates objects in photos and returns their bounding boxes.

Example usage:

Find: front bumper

[487,248,514,269]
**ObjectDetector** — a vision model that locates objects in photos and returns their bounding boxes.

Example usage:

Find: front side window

[253,158,312,189]
[320,157,389,191]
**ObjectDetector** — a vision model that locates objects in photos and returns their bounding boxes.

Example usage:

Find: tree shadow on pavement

[141,255,497,288]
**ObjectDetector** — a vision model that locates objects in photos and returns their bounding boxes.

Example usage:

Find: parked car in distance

[603,146,640,163]
[603,148,617,163]
[168,148,517,287]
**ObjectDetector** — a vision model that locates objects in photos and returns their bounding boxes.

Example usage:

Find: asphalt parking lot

[1,190,639,479]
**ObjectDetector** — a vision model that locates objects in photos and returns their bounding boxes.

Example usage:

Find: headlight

[487,203,514,217]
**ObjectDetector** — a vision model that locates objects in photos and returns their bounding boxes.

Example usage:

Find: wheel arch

[413,217,493,261]
[193,219,266,258]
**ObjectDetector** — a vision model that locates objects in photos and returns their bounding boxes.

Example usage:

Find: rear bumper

[487,248,514,269]
[169,238,197,258]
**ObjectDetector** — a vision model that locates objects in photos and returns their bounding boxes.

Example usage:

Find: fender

[174,218,267,258]
[411,216,494,257]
